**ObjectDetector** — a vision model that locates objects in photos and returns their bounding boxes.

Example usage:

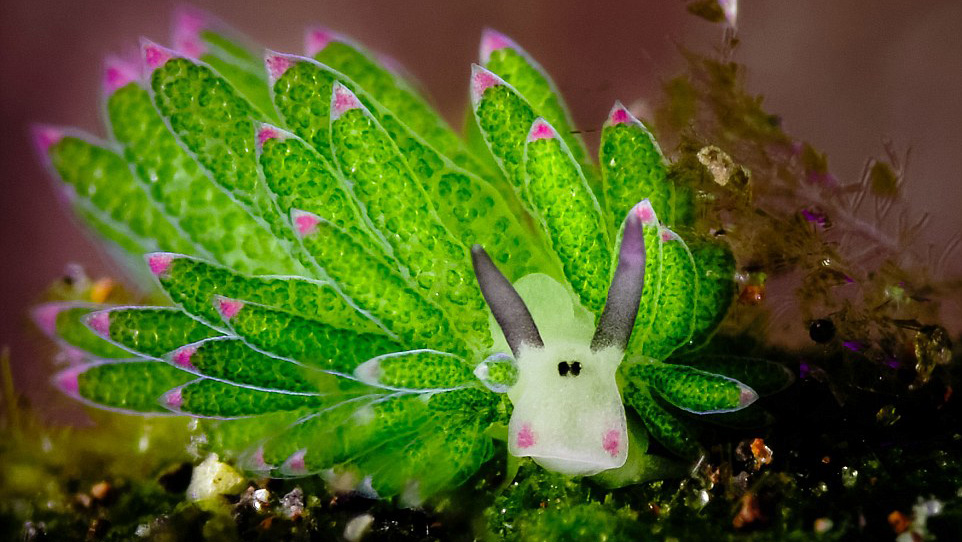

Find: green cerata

[32,8,792,506]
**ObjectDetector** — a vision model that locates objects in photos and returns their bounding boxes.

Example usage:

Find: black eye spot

[558,361,569,376]
[570,362,582,376]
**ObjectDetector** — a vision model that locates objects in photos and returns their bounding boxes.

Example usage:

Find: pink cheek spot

[265,54,294,82]
[147,253,174,276]
[217,299,244,321]
[172,345,197,370]
[516,424,536,449]
[527,119,556,142]
[603,429,621,457]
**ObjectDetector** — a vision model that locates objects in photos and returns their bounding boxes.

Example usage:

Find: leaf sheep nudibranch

[33,9,791,504]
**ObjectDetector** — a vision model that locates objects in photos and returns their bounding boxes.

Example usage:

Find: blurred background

[2,0,960,420]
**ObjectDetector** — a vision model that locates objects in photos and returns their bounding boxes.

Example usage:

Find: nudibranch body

[32,11,790,504]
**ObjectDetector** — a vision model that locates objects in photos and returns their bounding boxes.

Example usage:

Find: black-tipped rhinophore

[591,210,646,351]
[471,245,543,357]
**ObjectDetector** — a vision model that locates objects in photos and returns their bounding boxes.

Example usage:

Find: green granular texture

[150,58,308,270]
[620,380,702,460]
[108,83,299,275]
[376,111,549,282]
[271,61,340,161]
[223,301,403,373]
[259,400,367,467]
[376,352,474,390]
[158,256,380,334]
[681,238,736,351]
[303,395,430,470]
[600,122,673,234]
[428,388,499,418]
[486,47,588,167]
[474,83,539,192]
[54,306,131,359]
[179,379,326,417]
[484,359,518,390]
[314,41,493,177]
[296,220,466,355]
[185,338,330,393]
[107,307,220,357]
[48,137,197,255]
[626,224,664,358]
[202,409,310,458]
[277,58,548,283]
[628,363,743,413]
[676,355,791,396]
[329,107,489,344]
[199,46,277,122]
[78,361,194,413]
[670,179,696,228]
[72,203,151,260]
[523,136,610,315]
[640,230,697,361]
[258,133,383,248]
[415,418,494,498]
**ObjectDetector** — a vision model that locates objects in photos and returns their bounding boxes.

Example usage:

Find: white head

[472,208,646,476]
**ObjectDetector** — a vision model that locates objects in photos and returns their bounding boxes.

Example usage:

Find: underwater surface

[2,2,961,541]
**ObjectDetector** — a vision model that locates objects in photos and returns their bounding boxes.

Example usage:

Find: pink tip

[516,423,536,449]
[249,446,270,470]
[142,41,174,71]
[479,28,516,64]
[285,449,308,474]
[172,6,208,58]
[103,56,141,94]
[527,119,556,142]
[330,83,362,120]
[470,65,503,104]
[740,385,759,407]
[292,210,320,237]
[603,429,621,457]
[172,345,197,370]
[32,304,61,336]
[608,101,633,125]
[632,200,658,226]
[86,311,111,338]
[265,53,294,82]
[31,125,63,156]
[163,388,183,409]
[147,253,174,276]
[55,367,82,394]
[304,27,335,56]
[217,298,244,320]
[257,125,281,147]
